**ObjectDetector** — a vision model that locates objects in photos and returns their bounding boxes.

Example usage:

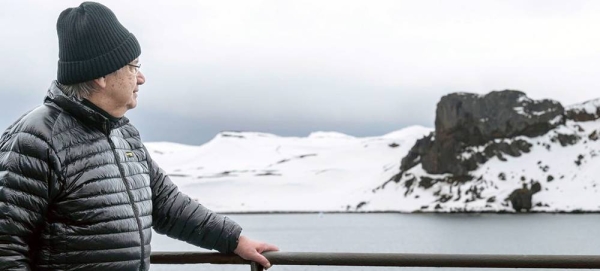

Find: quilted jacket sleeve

[0,132,58,270]
[146,147,242,253]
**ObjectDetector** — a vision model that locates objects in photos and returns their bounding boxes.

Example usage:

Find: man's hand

[234,235,279,269]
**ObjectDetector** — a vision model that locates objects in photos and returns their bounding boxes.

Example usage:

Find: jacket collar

[44,81,130,134]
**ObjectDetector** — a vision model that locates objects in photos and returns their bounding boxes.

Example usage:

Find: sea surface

[151,213,600,271]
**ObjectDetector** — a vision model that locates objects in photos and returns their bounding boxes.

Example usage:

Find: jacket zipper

[107,135,146,271]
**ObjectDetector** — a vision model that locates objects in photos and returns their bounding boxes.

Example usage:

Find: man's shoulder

[1,104,64,144]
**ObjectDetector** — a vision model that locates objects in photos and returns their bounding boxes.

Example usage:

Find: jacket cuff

[225,222,243,253]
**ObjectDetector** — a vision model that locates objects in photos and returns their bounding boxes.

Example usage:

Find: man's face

[103,59,145,114]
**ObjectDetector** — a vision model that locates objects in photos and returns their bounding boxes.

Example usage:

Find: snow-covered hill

[145,115,600,213]
[365,119,600,212]
[145,126,431,212]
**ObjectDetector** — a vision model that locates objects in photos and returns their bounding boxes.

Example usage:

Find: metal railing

[151,252,600,270]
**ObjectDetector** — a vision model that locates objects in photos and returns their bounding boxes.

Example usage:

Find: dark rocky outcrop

[399,90,564,176]
[565,99,600,122]
[373,90,600,212]
[550,133,580,147]
[506,182,542,212]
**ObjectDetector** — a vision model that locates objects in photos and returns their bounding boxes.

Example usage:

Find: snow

[363,119,600,213]
[517,95,531,103]
[145,118,600,213]
[307,131,355,139]
[550,115,563,125]
[381,125,432,139]
[456,92,479,96]
[567,98,600,115]
[145,125,432,212]
[513,106,554,118]
[513,107,527,116]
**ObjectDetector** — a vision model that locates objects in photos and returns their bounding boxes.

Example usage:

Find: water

[151,213,600,270]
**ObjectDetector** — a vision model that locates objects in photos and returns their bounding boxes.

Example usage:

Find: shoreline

[217,210,600,215]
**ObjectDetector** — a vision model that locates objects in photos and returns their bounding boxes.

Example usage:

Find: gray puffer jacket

[0,82,241,270]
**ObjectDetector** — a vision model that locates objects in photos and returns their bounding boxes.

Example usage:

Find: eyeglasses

[127,63,142,75]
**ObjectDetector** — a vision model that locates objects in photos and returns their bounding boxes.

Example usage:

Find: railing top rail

[151,252,600,269]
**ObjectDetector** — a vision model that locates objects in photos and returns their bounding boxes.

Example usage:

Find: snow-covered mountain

[145,94,600,213]
[367,119,600,213]
[145,126,431,212]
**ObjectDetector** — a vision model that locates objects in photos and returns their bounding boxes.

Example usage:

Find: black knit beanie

[56,2,141,85]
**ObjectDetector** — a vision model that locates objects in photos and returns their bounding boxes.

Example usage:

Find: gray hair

[58,80,97,100]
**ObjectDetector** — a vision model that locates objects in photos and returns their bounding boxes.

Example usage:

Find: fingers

[233,236,278,269]
[260,243,279,252]
[255,243,278,269]
[251,243,277,268]
[252,251,271,269]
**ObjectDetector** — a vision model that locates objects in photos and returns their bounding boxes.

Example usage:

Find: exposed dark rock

[400,133,434,172]
[448,174,474,184]
[498,172,506,181]
[389,143,400,148]
[276,154,317,165]
[543,143,551,151]
[276,158,291,164]
[380,90,600,212]
[221,133,245,138]
[565,99,600,122]
[397,90,562,177]
[438,194,452,203]
[550,133,580,147]
[506,183,541,212]
[436,91,563,144]
[256,172,282,176]
[575,154,585,166]
[531,182,541,193]
[403,175,417,196]
[483,140,533,162]
[356,201,368,210]
[454,187,462,201]
[418,177,438,189]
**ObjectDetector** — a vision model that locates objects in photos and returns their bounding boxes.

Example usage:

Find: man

[0,2,278,270]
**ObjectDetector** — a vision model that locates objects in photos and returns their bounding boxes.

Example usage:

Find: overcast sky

[2,0,600,145]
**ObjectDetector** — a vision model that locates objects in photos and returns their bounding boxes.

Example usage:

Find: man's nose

[137,71,146,85]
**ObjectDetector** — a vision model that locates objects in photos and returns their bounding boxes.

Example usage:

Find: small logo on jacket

[125,151,134,158]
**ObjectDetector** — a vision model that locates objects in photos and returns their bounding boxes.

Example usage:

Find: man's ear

[93,77,107,89]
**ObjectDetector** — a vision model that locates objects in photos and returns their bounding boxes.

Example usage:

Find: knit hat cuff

[57,33,141,85]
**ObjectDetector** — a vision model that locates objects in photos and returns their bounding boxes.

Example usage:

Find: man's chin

[127,102,137,110]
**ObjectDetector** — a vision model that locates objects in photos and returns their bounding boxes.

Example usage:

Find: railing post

[250,262,264,271]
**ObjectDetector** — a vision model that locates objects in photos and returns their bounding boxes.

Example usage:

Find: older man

[0,2,277,270]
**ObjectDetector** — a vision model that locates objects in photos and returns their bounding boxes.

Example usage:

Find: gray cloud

[2,0,600,145]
